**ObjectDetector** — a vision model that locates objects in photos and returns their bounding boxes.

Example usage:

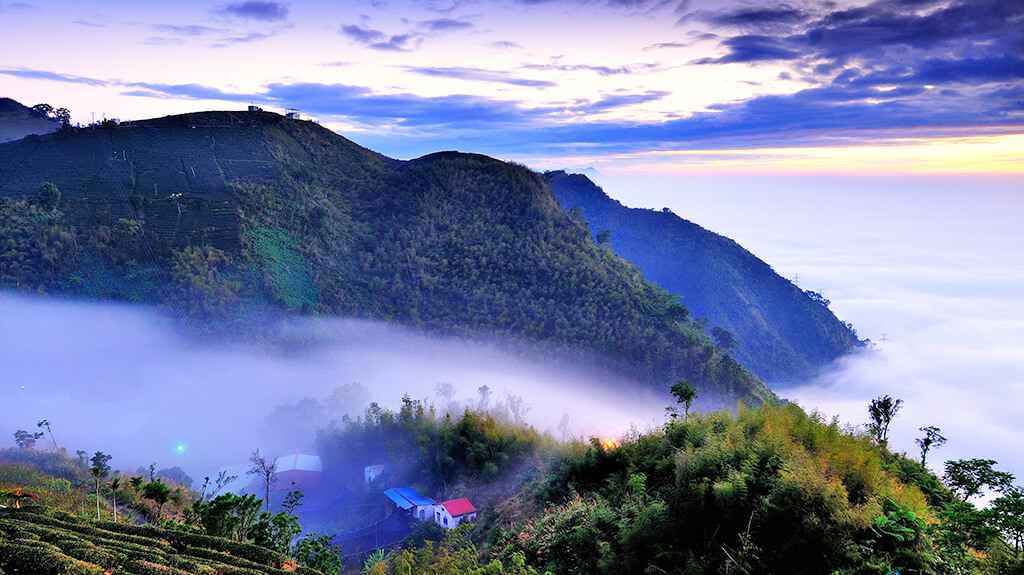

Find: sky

[0,0,1021,172]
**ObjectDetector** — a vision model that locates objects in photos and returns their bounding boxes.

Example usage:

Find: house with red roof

[434,498,477,529]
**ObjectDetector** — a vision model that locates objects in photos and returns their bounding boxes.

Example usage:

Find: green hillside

[0,110,769,405]
[546,170,863,384]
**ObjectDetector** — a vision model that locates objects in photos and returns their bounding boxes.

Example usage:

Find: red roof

[441,498,476,517]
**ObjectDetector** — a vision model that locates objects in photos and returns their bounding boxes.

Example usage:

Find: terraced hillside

[0,109,770,405]
[547,170,863,384]
[0,508,322,575]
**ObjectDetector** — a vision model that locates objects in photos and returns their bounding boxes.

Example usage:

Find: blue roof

[383,488,414,510]
[395,487,435,507]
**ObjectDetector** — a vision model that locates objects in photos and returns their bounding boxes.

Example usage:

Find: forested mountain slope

[547,170,863,384]
[0,110,769,405]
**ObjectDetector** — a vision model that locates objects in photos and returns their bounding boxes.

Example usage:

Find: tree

[596,229,612,246]
[36,419,58,450]
[915,426,947,466]
[477,385,492,410]
[435,382,455,404]
[30,103,53,119]
[194,492,262,540]
[944,458,1014,502]
[13,429,44,449]
[991,487,1024,554]
[670,380,697,420]
[711,326,737,352]
[142,480,172,520]
[248,449,277,512]
[35,182,61,210]
[507,394,530,424]
[90,451,112,521]
[110,476,121,523]
[294,532,341,575]
[867,395,903,445]
[53,107,71,129]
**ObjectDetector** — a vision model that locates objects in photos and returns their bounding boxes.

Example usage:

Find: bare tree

[507,394,530,424]
[248,449,277,512]
[558,413,572,441]
[435,382,455,403]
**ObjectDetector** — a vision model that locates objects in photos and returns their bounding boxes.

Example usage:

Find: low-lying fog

[599,172,1024,481]
[0,294,665,477]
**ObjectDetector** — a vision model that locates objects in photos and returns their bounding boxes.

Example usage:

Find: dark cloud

[72,19,106,28]
[512,0,687,12]
[209,30,279,48]
[403,66,557,88]
[521,61,661,75]
[339,24,384,43]
[219,1,289,21]
[574,91,669,113]
[693,35,800,64]
[0,68,107,86]
[490,40,523,50]
[685,4,807,31]
[142,37,187,47]
[419,17,473,32]
[340,24,419,51]
[123,82,253,102]
[0,2,33,13]
[698,0,1023,65]
[644,41,688,50]
[153,24,223,36]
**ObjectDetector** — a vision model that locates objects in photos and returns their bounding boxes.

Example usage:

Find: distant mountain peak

[547,170,862,384]
[0,96,59,143]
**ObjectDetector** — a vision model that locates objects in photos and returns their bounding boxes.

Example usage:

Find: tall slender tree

[110,476,121,523]
[36,419,58,450]
[89,452,112,520]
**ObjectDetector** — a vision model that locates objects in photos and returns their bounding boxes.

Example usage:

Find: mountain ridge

[546,170,863,384]
[0,108,770,405]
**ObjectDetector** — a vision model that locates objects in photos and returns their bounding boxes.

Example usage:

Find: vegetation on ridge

[0,113,769,404]
[546,170,864,384]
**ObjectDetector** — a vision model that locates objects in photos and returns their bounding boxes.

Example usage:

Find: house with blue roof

[383,486,436,521]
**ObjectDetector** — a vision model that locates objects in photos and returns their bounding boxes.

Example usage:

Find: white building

[434,498,477,529]
[272,453,322,491]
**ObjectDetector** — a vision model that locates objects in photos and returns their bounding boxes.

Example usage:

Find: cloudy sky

[1,0,1022,172]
